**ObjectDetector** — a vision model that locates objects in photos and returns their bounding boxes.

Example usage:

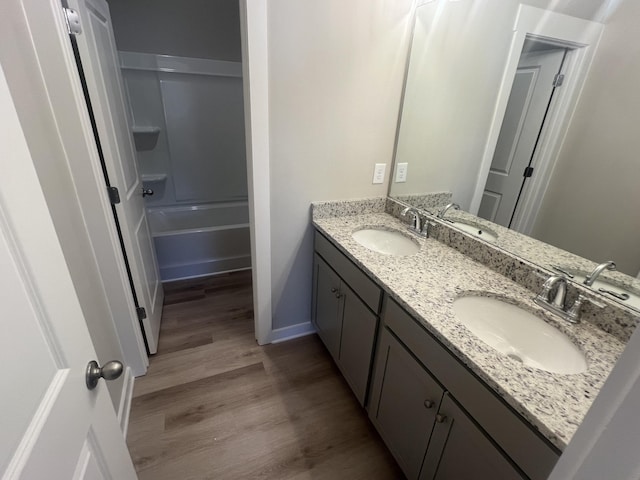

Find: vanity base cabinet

[382,297,559,480]
[420,393,523,480]
[368,327,444,480]
[312,233,381,405]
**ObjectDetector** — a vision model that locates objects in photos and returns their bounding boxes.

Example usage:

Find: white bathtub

[147,202,251,282]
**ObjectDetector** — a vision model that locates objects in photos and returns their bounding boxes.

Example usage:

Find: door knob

[435,414,447,423]
[86,360,124,390]
[142,188,154,197]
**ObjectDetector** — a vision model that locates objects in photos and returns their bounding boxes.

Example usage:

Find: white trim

[117,366,135,437]
[469,5,604,232]
[270,322,317,344]
[119,51,242,78]
[240,0,273,346]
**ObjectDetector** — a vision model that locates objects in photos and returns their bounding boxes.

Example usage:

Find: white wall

[108,0,242,61]
[267,0,414,329]
[390,0,612,209]
[532,0,640,276]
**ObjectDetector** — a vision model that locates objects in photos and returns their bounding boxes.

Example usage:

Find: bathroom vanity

[310,199,628,480]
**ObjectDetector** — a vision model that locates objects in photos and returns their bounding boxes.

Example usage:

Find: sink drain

[507,353,523,363]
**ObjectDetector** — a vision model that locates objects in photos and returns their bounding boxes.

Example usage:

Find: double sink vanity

[310,197,634,480]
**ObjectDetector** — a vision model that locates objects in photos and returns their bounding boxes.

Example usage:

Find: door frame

[469,5,604,234]
[240,0,273,345]
[6,0,275,371]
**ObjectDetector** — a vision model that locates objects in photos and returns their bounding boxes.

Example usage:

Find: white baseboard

[117,366,135,438]
[270,321,316,344]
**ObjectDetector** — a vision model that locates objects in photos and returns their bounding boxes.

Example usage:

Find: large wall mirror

[389,0,640,311]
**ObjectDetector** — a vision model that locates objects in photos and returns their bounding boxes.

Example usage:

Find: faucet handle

[566,293,607,324]
[566,294,587,324]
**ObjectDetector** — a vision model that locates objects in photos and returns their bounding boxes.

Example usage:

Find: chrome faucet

[401,206,429,237]
[583,261,616,286]
[534,274,588,324]
[437,203,460,220]
[536,275,568,309]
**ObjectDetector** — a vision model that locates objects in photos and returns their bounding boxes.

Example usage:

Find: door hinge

[63,8,82,35]
[552,73,565,87]
[136,307,147,321]
[107,186,121,204]
[523,166,534,178]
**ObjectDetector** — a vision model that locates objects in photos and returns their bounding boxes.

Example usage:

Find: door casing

[469,5,604,235]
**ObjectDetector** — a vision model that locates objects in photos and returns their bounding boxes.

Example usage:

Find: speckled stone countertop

[312,209,625,450]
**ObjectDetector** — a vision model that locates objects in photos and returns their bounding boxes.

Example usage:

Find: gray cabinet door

[312,255,342,359]
[369,328,444,480]
[339,282,378,405]
[420,393,524,480]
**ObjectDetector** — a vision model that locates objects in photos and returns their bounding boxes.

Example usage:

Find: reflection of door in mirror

[478,44,566,229]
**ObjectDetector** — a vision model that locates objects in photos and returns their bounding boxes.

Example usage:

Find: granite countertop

[312,211,624,450]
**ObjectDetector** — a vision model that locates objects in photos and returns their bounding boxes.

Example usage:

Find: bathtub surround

[120,52,248,207]
[147,203,251,282]
[113,2,251,282]
[312,207,622,450]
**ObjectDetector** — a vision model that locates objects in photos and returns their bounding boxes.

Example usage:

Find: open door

[67,0,164,352]
[0,63,136,479]
[478,48,565,228]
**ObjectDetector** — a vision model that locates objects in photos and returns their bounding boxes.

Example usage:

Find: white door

[0,64,136,479]
[68,0,164,353]
[478,49,565,228]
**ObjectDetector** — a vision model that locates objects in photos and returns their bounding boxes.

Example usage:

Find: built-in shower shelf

[141,173,167,183]
[132,126,161,151]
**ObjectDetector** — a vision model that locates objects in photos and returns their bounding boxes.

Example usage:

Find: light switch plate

[372,163,386,184]
[395,163,408,183]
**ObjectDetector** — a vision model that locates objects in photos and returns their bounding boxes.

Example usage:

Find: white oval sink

[352,227,420,256]
[451,221,498,243]
[453,296,587,374]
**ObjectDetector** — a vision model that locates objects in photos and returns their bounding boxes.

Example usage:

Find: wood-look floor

[127,270,403,479]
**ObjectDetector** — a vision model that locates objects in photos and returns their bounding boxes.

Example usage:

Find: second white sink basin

[352,227,420,256]
[453,296,587,374]
[451,221,498,243]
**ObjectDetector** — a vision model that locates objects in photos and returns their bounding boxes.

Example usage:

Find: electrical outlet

[395,163,408,183]
[372,163,386,184]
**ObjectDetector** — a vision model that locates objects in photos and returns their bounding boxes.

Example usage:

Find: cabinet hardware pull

[435,414,447,423]
[335,292,342,299]
[331,287,338,293]
[423,399,434,409]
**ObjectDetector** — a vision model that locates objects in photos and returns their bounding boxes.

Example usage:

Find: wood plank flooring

[127,270,403,479]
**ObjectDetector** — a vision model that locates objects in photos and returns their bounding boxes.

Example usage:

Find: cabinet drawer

[315,231,382,313]
[384,298,559,480]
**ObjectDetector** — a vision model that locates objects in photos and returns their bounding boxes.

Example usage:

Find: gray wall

[533,0,640,276]
[267,0,414,330]
[108,0,241,61]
